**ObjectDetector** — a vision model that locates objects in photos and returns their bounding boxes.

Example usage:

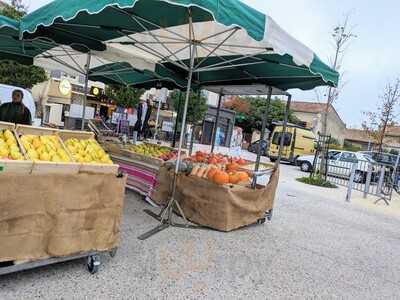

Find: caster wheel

[109,248,118,258]
[266,209,273,221]
[87,254,101,274]
[257,218,266,225]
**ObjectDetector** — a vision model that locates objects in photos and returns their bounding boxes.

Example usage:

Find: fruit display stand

[107,142,182,205]
[0,124,126,275]
[151,152,279,231]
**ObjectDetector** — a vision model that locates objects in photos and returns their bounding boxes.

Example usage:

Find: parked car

[360,151,398,167]
[296,150,377,183]
[248,139,269,156]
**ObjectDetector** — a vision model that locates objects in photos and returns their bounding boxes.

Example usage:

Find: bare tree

[10,0,27,12]
[321,16,357,138]
[316,15,356,178]
[362,79,400,152]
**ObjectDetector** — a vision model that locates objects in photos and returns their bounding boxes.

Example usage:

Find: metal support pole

[211,90,223,153]
[277,95,292,165]
[139,39,198,240]
[346,163,357,202]
[81,52,92,131]
[363,164,373,199]
[189,89,201,156]
[391,154,400,183]
[377,166,385,196]
[252,86,272,188]
[172,92,183,148]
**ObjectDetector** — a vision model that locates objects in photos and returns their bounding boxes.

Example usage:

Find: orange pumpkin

[226,162,239,172]
[237,171,250,182]
[213,171,230,185]
[237,158,247,166]
[207,168,218,180]
[208,157,218,164]
[228,172,241,184]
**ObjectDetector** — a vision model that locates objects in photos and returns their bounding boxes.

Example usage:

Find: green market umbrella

[0,15,53,65]
[21,0,338,90]
[89,62,188,90]
[0,14,155,129]
[20,0,339,238]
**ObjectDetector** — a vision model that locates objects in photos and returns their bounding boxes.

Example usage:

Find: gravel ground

[1,162,400,299]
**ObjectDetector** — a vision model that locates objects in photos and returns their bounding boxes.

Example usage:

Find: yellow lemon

[27,149,39,160]
[39,152,51,161]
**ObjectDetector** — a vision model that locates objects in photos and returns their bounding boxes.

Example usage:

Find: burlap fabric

[0,173,126,263]
[153,166,280,231]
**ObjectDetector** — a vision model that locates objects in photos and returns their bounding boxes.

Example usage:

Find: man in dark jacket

[0,89,32,125]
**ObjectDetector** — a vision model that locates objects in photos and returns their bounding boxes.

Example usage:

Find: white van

[0,84,36,118]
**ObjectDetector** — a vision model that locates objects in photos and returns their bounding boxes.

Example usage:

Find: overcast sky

[14,0,400,127]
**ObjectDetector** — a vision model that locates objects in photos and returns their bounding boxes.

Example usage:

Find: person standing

[134,98,148,140]
[142,99,153,139]
[0,89,32,125]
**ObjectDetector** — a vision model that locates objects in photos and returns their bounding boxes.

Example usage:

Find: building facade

[290,101,347,145]
[31,70,110,127]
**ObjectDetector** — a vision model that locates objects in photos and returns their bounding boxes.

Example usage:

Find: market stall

[14,0,339,242]
[0,122,126,275]
[18,0,339,240]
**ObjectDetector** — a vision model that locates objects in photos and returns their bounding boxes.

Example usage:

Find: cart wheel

[109,248,118,258]
[87,254,101,274]
[257,218,266,225]
[266,209,273,221]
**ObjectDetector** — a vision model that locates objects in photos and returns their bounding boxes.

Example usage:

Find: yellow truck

[268,124,316,164]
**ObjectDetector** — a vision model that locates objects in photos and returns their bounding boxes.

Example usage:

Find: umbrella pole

[189,89,201,156]
[277,95,292,165]
[81,52,91,131]
[139,43,199,240]
[211,90,223,153]
[172,92,183,148]
[252,86,272,189]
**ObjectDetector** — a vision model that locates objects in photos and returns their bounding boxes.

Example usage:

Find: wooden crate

[79,163,119,175]
[0,121,16,131]
[15,125,82,174]
[0,122,29,163]
[30,161,81,175]
[58,129,119,175]
[121,149,165,168]
[15,124,59,136]
[57,129,95,141]
[101,141,127,156]
[0,160,34,174]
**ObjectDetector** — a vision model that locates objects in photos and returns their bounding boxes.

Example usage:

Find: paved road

[1,163,400,299]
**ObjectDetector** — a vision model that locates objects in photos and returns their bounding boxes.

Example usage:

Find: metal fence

[313,158,397,205]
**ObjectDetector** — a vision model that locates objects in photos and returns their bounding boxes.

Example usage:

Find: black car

[248,139,269,156]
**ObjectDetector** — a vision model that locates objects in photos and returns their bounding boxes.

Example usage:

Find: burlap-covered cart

[0,123,126,275]
[152,165,279,232]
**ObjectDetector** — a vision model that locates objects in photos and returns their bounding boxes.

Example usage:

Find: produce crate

[0,122,33,174]
[121,149,165,168]
[122,142,187,168]
[0,121,16,131]
[15,125,81,175]
[101,141,127,156]
[58,129,119,175]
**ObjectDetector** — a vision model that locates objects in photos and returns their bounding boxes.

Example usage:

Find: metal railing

[313,158,396,204]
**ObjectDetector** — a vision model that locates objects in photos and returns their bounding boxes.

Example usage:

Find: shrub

[296,176,337,188]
